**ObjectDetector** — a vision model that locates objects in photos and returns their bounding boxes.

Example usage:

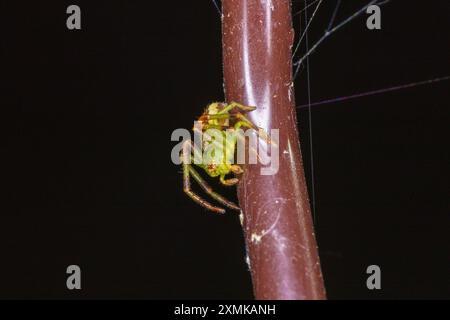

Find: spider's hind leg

[182,144,225,214]
[188,166,240,211]
[181,140,240,213]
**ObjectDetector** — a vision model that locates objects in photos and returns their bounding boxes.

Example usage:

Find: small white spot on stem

[251,232,264,244]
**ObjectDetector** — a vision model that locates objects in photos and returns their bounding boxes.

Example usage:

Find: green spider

[181,102,267,214]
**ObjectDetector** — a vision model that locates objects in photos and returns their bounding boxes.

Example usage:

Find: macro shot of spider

[181,102,268,214]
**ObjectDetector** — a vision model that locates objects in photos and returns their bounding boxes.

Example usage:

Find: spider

[181,102,267,214]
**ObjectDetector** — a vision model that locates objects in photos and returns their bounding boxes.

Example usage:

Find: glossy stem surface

[222,0,326,299]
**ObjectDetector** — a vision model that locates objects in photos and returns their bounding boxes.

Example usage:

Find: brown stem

[222,0,326,299]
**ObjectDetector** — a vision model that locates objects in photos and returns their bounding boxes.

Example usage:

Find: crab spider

[181,102,268,214]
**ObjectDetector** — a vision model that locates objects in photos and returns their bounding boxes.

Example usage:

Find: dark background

[0,0,448,299]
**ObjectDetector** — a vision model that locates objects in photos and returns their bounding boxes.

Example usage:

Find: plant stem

[222,0,326,300]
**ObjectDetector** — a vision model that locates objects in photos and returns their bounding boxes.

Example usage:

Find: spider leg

[199,112,269,144]
[189,166,240,211]
[194,115,231,135]
[219,165,243,186]
[234,114,272,145]
[235,126,267,164]
[218,102,265,139]
[219,174,239,186]
[199,114,230,121]
[182,141,225,214]
[231,164,244,174]
[182,140,240,213]
[202,111,270,146]
[201,124,229,130]
[219,102,257,114]
[215,102,269,143]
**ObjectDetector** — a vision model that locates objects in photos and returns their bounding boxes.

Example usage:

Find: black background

[0,0,448,299]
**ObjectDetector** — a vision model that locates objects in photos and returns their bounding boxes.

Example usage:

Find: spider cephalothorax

[181,102,267,214]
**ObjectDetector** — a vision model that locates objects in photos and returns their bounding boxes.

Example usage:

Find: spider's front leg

[182,140,240,214]
[222,102,272,145]
[219,102,257,114]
